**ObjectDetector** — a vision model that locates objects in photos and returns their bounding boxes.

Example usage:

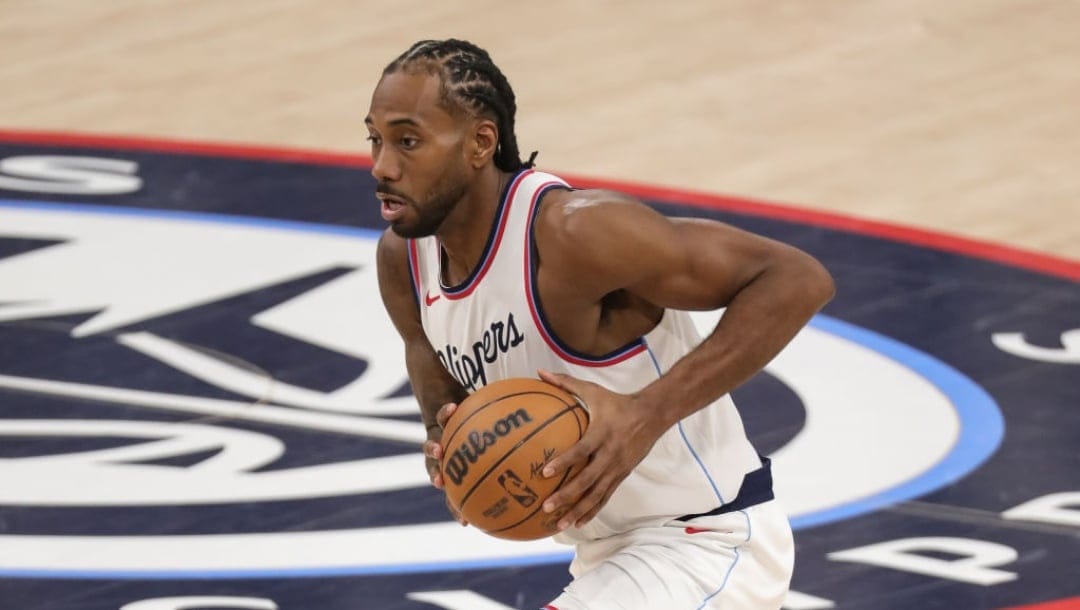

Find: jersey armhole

[524,185,648,367]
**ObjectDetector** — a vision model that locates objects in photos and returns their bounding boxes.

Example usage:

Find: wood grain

[2,0,1077,258]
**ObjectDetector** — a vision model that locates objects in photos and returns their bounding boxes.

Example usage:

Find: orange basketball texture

[440,377,589,540]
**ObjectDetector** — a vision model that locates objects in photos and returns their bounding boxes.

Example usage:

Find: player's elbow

[767,244,834,310]
[795,251,835,309]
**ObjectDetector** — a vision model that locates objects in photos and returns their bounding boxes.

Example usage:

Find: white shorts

[543,500,794,610]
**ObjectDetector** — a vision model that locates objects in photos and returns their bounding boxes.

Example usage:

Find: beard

[386,166,470,239]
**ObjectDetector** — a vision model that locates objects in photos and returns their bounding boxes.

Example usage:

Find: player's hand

[422,402,468,525]
[537,369,662,531]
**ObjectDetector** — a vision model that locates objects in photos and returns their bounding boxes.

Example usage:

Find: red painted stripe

[542,605,560,610]
[999,596,1080,610]
[560,171,1080,283]
[3,129,1076,282]
[0,128,364,167]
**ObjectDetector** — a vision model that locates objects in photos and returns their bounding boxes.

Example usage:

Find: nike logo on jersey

[425,291,441,306]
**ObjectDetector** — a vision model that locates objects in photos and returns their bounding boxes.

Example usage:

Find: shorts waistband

[676,456,774,522]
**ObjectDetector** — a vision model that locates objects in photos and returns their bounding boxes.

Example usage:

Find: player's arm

[535,190,835,529]
[376,229,468,499]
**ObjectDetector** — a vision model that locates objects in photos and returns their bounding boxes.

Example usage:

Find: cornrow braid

[384,39,538,172]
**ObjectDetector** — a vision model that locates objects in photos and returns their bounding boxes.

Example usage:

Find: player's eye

[366,135,381,146]
[400,136,419,149]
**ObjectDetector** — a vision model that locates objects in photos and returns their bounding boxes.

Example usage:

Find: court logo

[0,135,1076,610]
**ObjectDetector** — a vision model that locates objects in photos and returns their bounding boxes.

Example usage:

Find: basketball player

[372,39,835,610]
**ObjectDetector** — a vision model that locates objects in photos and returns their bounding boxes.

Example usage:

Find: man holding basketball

[373,39,834,610]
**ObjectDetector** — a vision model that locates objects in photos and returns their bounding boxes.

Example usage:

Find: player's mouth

[376,192,408,222]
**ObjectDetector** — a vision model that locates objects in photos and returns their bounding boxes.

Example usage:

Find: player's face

[365,70,472,238]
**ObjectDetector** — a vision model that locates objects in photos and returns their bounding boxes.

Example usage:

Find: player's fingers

[435,402,458,428]
[445,496,467,526]
[575,504,603,527]
[556,475,612,530]
[543,458,601,515]
[428,461,445,489]
[574,477,620,527]
[423,439,443,461]
[538,369,592,400]
[425,452,445,488]
[541,436,594,479]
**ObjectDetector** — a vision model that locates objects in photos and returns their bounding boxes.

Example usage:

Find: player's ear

[471,119,498,168]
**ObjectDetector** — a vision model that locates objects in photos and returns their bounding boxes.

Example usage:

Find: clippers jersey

[407,169,763,544]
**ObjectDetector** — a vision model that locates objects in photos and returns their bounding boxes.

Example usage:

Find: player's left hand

[537,368,664,530]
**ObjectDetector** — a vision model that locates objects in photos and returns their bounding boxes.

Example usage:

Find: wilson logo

[444,408,533,486]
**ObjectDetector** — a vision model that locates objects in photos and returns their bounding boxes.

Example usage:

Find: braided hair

[383,39,538,172]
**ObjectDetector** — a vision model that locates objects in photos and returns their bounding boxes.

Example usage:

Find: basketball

[440,377,589,540]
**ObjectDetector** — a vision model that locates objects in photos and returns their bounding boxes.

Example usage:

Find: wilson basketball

[440,377,589,540]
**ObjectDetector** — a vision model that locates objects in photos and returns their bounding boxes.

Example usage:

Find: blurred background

[3,0,1078,258]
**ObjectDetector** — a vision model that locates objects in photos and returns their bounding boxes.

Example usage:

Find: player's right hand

[422,402,467,525]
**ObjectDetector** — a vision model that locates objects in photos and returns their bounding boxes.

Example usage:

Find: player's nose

[371,148,402,182]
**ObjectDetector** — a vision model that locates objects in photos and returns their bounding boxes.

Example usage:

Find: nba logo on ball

[497,469,538,507]
[440,378,590,540]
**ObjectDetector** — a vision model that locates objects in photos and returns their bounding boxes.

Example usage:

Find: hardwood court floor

[1,0,1078,259]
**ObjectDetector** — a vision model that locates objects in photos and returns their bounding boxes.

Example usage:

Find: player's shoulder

[537,187,651,238]
[536,186,668,251]
[539,187,640,215]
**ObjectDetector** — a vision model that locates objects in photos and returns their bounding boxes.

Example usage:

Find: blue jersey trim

[695,547,741,609]
[644,338,725,504]
[524,186,647,365]
[439,168,529,296]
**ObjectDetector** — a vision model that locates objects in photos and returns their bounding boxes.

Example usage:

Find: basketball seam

[457,402,583,512]
[487,402,589,535]
[489,452,577,535]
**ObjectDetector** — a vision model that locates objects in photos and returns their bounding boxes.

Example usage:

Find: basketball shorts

[542,500,794,610]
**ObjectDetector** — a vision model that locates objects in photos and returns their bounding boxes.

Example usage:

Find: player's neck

[437,166,512,285]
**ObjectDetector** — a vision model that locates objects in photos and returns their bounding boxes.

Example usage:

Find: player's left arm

[535,190,835,530]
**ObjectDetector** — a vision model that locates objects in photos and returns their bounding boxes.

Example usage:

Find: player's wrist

[627,389,676,436]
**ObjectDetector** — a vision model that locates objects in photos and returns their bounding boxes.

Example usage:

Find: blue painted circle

[0,200,1005,578]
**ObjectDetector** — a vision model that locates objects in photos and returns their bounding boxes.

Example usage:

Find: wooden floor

[2,0,1077,259]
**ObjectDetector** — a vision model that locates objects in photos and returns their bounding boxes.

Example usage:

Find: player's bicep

[546,197,767,310]
[626,218,783,311]
[541,190,797,309]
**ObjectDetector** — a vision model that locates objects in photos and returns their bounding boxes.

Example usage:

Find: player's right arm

[376,229,468,507]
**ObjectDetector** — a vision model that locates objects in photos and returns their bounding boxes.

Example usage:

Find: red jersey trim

[524,182,649,367]
[440,169,532,300]
[406,239,423,307]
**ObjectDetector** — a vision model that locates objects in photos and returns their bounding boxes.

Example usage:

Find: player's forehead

[365,69,455,130]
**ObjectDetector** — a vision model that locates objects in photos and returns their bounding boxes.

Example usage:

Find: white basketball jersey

[407,169,763,544]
